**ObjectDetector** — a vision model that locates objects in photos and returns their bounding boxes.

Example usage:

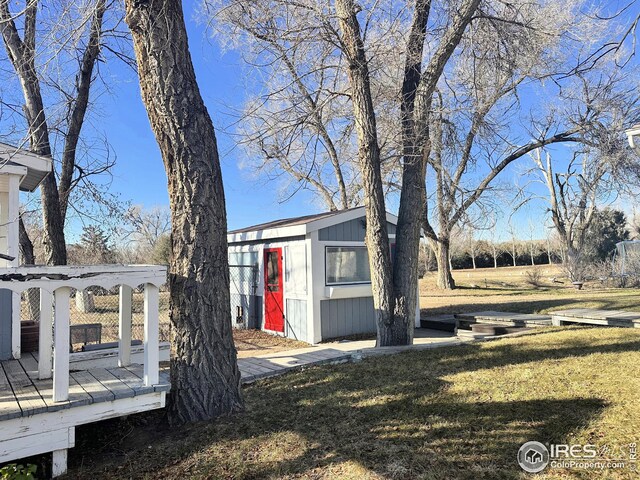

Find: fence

[229,264,260,329]
[18,265,260,351]
[20,285,171,352]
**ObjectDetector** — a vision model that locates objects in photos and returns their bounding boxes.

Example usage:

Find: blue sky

[20,2,640,242]
[93,18,316,238]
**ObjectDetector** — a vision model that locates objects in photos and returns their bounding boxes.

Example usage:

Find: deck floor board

[3,360,48,417]
[0,360,165,419]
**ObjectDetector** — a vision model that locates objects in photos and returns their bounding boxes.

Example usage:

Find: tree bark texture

[392,0,480,325]
[433,238,455,289]
[334,0,394,345]
[0,0,67,265]
[124,0,243,424]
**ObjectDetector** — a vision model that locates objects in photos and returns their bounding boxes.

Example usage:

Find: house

[227,207,420,344]
[0,142,52,360]
[0,143,168,477]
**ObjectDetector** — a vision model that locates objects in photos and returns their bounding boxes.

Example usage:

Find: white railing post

[118,285,133,367]
[38,289,54,379]
[53,287,71,402]
[143,283,159,386]
[7,175,20,359]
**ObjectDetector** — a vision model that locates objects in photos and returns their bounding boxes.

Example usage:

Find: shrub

[0,464,37,480]
[524,269,543,288]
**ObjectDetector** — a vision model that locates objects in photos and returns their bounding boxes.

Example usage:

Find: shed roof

[228,206,399,243]
[0,142,52,192]
[228,207,362,234]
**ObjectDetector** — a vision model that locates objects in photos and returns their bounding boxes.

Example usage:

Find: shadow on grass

[66,329,640,479]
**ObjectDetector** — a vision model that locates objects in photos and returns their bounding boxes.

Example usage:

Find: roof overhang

[227,206,401,244]
[0,142,52,192]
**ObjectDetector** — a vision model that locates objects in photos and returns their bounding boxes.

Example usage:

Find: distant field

[420,264,640,316]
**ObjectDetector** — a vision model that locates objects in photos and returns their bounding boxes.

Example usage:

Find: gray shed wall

[0,290,12,360]
[320,297,376,340]
[285,299,307,341]
[318,218,396,242]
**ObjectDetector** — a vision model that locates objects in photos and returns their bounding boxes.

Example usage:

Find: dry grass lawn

[67,327,640,479]
[420,265,640,317]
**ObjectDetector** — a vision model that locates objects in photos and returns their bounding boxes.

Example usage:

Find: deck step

[420,315,456,332]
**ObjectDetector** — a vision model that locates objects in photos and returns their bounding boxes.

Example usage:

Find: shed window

[326,246,371,285]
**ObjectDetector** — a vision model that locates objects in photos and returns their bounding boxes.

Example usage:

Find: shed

[0,142,52,359]
[227,207,420,344]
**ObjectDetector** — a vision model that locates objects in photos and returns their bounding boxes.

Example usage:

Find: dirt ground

[233,329,307,357]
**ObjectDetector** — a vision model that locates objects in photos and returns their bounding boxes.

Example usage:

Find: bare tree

[421,0,611,289]
[526,70,640,280]
[124,0,243,424]
[122,205,171,250]
[203,0,404,210]
[0,0,120,265]
[506,221,519,267]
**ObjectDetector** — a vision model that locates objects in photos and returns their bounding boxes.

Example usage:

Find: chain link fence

[19,266,259,352]
[20,286,171,352]
[229,264,260,329]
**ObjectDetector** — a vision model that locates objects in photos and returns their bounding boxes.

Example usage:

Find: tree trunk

[58,0,107,224]
[19,217,39,321]
[334,0,395,345]
[492,247,498,268]
[392,0,480,343]
[471,252,477,269]
[124,0,243,424]
[435,239,456,289]
[0,0,67,265]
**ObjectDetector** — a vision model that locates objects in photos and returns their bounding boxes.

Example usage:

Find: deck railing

[0,265,167,403]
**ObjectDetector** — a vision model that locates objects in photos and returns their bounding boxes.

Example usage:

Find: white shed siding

[228,238,314,343]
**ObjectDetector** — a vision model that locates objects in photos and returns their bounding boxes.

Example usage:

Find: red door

[264,248,284,332]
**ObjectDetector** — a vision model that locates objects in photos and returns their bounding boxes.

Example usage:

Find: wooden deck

[551,308,640,327]
[0,353,169,421]
[455,311,552,329]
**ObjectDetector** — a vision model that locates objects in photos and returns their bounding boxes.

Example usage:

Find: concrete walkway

[238,328,463,383]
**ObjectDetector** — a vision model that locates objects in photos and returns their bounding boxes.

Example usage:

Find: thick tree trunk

[435,239,456,289]
[124,0,243,424]
[335,0,395,345]
[392,0,480,343]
